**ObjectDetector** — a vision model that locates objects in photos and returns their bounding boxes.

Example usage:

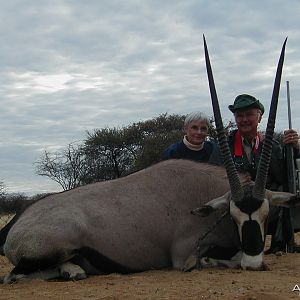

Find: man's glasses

[235,110,260,120]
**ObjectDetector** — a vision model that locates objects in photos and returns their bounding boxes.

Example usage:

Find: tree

[34,113,240,189]
[82,127,137,183]
[0,182,5,200]
[0,192,29,213]
[208,118,237,142]
[35,142,87,190]
[74,114,185,183]
[129,113,185,170]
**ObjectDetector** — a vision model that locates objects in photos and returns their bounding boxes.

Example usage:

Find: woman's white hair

[184,111,210,128]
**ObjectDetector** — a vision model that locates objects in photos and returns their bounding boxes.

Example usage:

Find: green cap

[228,94,265,115]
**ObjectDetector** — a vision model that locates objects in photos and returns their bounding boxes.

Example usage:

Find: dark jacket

[228,131,286,191]
[227,130,296,191]
[162,140,222,165]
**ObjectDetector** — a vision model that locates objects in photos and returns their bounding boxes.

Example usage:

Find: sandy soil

[1,243,300,299]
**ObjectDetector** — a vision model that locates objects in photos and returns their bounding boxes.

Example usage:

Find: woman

[162,111,221,164]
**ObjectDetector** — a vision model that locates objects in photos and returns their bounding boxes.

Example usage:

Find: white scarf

[183,135,204,151]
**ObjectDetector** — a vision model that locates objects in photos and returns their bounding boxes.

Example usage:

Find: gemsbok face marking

[229,184,270,270]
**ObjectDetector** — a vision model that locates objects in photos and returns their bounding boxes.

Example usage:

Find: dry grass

[0,214,14,230]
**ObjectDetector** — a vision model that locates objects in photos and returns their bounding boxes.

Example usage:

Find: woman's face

[184,120,209,145]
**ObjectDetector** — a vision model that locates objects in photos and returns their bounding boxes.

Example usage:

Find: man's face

[234,108,262,137]
[184,120,209,145]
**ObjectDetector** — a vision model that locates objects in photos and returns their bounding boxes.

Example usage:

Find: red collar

[234,130,261,157]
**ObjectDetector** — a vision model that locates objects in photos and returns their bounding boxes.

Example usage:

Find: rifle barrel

[287,81,292,129]
[286,80,296,194]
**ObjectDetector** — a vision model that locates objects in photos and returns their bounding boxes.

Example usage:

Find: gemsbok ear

[191,205,215,217]
[266,190,300,207]
[191,192,231,216]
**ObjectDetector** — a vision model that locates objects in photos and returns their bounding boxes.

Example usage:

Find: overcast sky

[1,0,300,195]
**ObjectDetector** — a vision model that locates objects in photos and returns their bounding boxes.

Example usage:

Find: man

[227,94,300,253]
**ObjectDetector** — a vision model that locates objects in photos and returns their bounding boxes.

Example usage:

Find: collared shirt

[242,138,255,162]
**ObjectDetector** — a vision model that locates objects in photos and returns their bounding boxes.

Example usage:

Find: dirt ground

[1,253,300,300]
[1,215,300,300]
[1,244,300,299]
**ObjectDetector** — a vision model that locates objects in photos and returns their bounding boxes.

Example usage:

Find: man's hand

[283,129,299,150]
